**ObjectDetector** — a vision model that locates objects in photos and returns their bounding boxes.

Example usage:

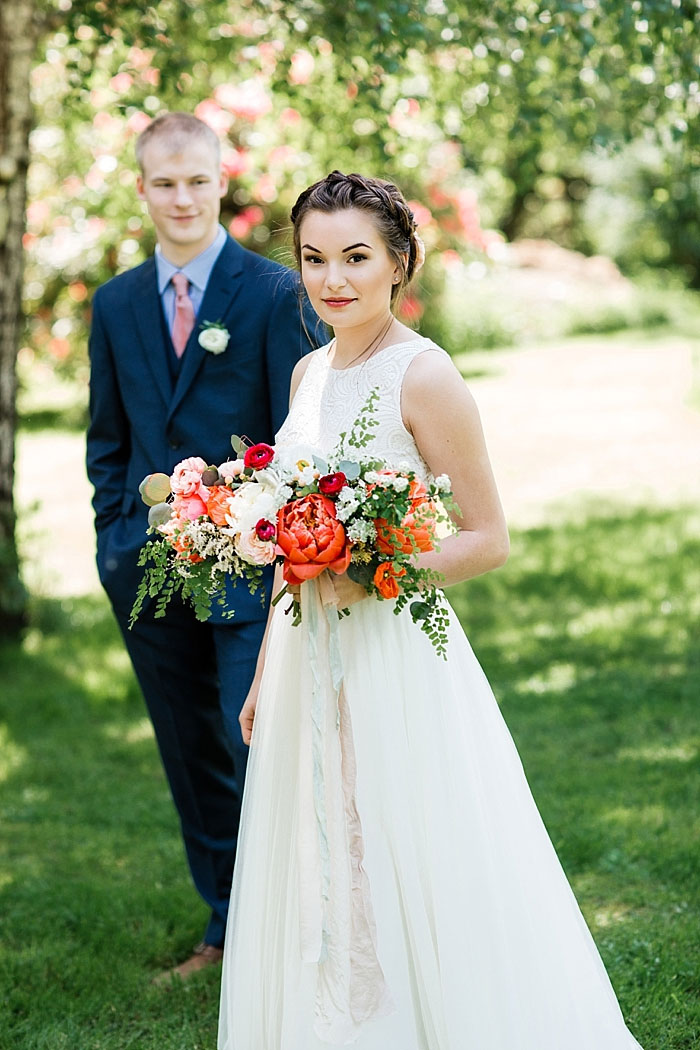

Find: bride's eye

[303,254,324,265]
[348,253,368,263]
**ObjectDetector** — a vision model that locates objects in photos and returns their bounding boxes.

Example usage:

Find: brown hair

[135,112,221,172]
[290,171,420,300]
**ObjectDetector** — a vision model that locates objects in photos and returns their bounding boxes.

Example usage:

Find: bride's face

[298,208,401,329]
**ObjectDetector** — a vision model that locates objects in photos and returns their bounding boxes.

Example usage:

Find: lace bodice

[276,338,446,480]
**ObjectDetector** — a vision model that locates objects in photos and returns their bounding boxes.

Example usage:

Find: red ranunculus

[244,442,275,470]
[318,471,347,496]
[255,518,276,541]
[276,493,351,584]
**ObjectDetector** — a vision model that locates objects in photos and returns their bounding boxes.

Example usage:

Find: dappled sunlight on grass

[103,716,156,744]
[0,725,27,783]
[617,742,699,764]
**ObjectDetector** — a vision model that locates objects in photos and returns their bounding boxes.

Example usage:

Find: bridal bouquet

[130,390,456,654]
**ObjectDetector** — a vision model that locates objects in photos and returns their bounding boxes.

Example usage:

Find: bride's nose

[325,263,347,290]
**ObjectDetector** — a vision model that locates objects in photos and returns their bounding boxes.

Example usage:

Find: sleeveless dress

[218,340,643,1050]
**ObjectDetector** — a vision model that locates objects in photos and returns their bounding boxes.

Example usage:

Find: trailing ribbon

[298,575,394,1043]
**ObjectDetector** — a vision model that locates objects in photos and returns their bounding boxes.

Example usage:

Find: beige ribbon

[298,574,394,1043]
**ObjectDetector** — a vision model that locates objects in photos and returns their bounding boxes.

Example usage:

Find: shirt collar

[155,225,227,294]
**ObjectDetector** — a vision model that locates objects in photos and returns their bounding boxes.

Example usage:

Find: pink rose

[173,494,208,520]
[171,456,208,498]
[235,529,277,565]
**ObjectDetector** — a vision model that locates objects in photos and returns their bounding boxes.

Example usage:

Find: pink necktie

[171,272,195,358]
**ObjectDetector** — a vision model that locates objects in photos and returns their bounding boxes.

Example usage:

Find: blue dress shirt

[155,225,227,333]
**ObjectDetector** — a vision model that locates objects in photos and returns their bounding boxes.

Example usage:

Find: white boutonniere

[198,320,230,355]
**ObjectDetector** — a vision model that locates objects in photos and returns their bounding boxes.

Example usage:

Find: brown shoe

[152,941,224,985]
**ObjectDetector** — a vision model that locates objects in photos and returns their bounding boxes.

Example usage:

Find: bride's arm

[402,350,509,586]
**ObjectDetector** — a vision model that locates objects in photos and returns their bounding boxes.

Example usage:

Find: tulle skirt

[218,581,643,1050]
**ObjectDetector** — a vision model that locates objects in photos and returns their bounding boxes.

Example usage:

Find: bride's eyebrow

[301,244,322,251]
[343,243,372,252]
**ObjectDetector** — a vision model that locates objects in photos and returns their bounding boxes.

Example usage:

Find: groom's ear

[218,170,228,198]
[136,173,146,200]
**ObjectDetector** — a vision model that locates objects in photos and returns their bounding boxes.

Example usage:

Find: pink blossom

[289,50,314,85]
[221,148,249,178]
[407,200,433,228]
[194,99,234,134]
[110,72,133,94]
[126,111,151,135]
[280,107,302,125]
[214,80,272,121]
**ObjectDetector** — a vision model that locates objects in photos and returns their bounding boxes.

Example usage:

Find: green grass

[1,504,699,1048]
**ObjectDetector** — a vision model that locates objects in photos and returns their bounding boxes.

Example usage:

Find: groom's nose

[174,181,194,207]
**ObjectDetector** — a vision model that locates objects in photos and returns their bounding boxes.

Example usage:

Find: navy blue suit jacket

[87,235,319,620]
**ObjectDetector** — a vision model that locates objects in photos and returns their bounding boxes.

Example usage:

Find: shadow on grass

[1,504,698,1047]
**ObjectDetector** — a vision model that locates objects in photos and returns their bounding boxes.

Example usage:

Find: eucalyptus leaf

[338,460,361,480]
[230,434,247,456]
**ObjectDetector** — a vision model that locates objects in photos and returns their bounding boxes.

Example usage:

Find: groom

[87,111,318,978]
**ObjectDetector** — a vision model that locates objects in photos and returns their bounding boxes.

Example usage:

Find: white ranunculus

[273,444,323,482]
[225,484,276,535]
[198,327,230,354]
[253,469,294,511]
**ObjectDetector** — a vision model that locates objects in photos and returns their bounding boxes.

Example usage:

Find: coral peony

[276,493,351,584]
[206,486,234,527]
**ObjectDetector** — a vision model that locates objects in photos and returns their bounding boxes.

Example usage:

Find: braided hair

[291,171,421,300]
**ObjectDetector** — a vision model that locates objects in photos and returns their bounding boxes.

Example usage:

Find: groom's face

[137,136,228,264]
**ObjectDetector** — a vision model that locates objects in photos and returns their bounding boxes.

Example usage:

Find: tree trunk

[0,0,38,634]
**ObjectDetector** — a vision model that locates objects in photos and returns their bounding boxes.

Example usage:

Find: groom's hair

[135,112,221,172]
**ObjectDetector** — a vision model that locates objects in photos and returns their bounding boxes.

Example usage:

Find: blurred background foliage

[23,0,700,390]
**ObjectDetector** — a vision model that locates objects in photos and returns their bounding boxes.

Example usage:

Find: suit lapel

[168,237,245,421]
[131,258,173,409]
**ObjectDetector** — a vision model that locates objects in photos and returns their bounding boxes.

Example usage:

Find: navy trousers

[113,598,265,947]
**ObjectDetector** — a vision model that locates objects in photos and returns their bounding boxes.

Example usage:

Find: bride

[217,170,644,1049]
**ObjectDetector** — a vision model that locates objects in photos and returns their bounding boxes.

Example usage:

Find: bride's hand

[329,571,368,609]
[239,677,261,746]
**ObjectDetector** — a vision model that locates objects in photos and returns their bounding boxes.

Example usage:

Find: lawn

[1,503,698,1049]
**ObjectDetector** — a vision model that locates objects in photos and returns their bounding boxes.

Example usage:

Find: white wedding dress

[218,340,643,1050]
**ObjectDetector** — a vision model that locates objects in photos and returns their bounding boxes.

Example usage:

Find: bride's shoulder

[402,341,477,413]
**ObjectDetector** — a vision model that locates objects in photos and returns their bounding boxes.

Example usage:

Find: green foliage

[21,0,700,386]
[2,504,699,1046]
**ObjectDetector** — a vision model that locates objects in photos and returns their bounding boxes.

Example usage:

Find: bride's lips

[322,298,356,308]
